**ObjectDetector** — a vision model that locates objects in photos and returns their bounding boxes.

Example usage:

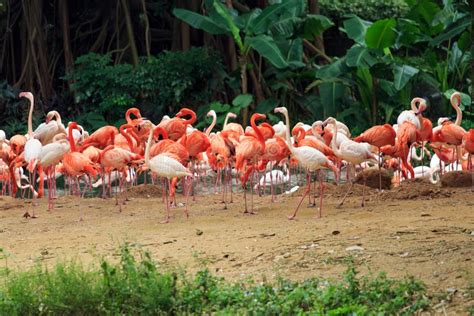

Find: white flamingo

[38,137,70,209]
[20,92,42,218]
[272,121,286,138]
[33,110,68,145]
[397,97,425,129]
[144,121,192,223]
[323,117,377,208]
[275,107,338,219]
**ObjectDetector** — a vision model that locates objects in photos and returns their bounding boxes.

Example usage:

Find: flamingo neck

[205,113,217,136]
[120,125,134,151]
[282,111,294,152]
[52,111,62,125]
[223,113,232,127]
[180,109,197,125]
[293,127,305,144]
[126,108,141,124]
[452,96,462,126]
[153,127,169,140]
[27,94,34,136]
[330,120,342,157]
[68,126,76,152]
[145,126,154,167]
[250,115,265,148]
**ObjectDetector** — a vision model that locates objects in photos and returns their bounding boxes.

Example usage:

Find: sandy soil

[0,177,473,314]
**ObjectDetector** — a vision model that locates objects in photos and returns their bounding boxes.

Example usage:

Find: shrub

[320,0,409,22]
[63,48,223,130]
[0,245,431,314]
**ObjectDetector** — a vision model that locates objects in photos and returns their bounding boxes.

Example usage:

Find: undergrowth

[0,245,430,315]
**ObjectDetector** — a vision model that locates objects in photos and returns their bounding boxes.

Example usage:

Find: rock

[446,288,457,294]
[283,252,291,258]
[399,252,409,257]
[345,246,364,252]
[332,230,340,235]
[196,229,203,236]
[421,213,431,217]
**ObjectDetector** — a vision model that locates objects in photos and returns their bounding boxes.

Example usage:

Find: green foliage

[320,0,410,22]
[0,245,430,314]
[63,48,223,130]
[306,0,472,131]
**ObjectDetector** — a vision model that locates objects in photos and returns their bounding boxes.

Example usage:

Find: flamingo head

[414,100,428,115]
[251,113,266,122]
[228,112,237,119]
[274,107,287,115]
[176,108,193,118]
[19,91,33,99]
[437,117,450,126]
[206,110,216,118]
[322,117,336,128]
[450,92,461,107]
[45,111,56,123]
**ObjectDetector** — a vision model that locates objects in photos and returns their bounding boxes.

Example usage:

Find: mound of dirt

[121,184,163,199]
[354,168,391,190]
[379,178,451,201]
[324,183,377,198]
[441,171,473,188]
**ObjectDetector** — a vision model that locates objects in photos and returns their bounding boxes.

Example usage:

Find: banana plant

[174,0,332,124]
[305,0,471,129]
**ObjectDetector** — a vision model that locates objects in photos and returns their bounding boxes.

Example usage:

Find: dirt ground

[0,177,473,314]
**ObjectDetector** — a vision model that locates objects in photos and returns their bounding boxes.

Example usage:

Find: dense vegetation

[0,245,430,314]
[0,0,472,136]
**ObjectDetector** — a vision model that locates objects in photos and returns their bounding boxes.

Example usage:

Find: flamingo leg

[288,180,310,220]
[338,164,354,208]
[378,147,382,191]
[160,178,170,224]
[184,176,190,219]
[316,170,324,218]
[227,166,234,203]
[361,170,367,207]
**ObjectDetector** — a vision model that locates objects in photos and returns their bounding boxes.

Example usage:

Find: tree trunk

[58,0,74,80]
[178,0,190,51]
[120,0,139,66]
[240,56,249,126]
[308,0,327,63]
[140,0,151,59]
[225,0,238,71]
[21,0,53,101]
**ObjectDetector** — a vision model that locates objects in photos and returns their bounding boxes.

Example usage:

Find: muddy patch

[354,168,391,190]
[379,178,452,200]
[441,171,473,188]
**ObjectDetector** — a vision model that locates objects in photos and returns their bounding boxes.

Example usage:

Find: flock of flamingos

[0,91,473,222]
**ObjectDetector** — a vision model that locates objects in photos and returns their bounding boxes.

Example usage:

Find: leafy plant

[306,0,471,132]
[63,48,223,130]
[320,0,409,22]
[0,244,431,314]
[174,0,333,123]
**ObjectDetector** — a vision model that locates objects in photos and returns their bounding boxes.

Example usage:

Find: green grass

[0,245,430,315]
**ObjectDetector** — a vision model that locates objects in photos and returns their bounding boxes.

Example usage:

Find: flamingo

[258,136,290,202]
[323,117,377,208]
[34,110,67,145]
[80,125,118,149]
[38,138,70,209]
[275,107,338,219]
[20,91,43,217]
[354,124,396,190]
[235,113,266,214]
[254,164,290,198]
[143,121,192,223]
[463,129,474,190]
[158,108,196,141]
[63,122,98,220]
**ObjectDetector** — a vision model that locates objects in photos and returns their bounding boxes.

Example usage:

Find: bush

[63,48,223,130]
[320,0,409,22]
[0,245,431,314]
